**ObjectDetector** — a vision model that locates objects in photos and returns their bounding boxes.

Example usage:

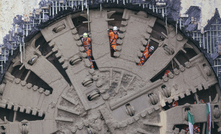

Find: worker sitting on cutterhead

[108,26,119,57]
[81,33,93,69]
[138,45,155,66]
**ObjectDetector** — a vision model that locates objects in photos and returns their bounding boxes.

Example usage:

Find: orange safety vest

[169,101,178,108]
[164,70,170,77]
[194,99,205,104]
[81,38,93,68]
[138,44,151,66]
[184,124,200,133]
[82,38,92,51]
[81,38,92,57]
[142,44,151,59]
[109,30,118,50]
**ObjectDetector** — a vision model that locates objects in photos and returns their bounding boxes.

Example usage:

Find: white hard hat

[113,26,118,31]
[83,33,88,38]
[150,46,154,50]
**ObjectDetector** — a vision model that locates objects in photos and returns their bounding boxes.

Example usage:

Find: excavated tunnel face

[0,6,221,134]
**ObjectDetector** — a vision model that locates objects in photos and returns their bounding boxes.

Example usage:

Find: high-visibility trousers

[138,56,146,66]
[138,52,151,66]
[111,44,118,51]
[86,49,93,69]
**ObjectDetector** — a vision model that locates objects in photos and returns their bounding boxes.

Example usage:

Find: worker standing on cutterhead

[81,33,93,69]
[138,44,155,66]
[108,26,119,56]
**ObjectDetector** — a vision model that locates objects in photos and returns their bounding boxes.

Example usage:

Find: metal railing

[2,0,221,80]
[179,18,221,76]
[0,0,168,75]
[165,11,220,79]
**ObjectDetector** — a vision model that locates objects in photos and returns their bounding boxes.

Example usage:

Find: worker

[108,26,119,57]
[168,101,178,108]
[138,44,155,66]
[81,33,93,69]
[164,70,170,77]
[184,124,200,133]
[183,96,203,133]
[194,99,205,104]
[194,95,205,104]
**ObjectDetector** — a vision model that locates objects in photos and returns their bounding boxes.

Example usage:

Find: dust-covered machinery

[0,4,221,134]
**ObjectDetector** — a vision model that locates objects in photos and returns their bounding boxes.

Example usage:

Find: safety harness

[140,52,151,64]
[81,38,94,68]
[82,38,91,51]
[110,32,118,45]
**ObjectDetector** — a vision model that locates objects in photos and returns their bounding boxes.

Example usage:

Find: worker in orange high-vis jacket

[138,44,155,66]
[164,70,170,77]
[194,95,205,104]
[184,124,200,133]
[81,33,93,69]
[108,26,119,57]
[194,99,205,104]
[168,101,178,108]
